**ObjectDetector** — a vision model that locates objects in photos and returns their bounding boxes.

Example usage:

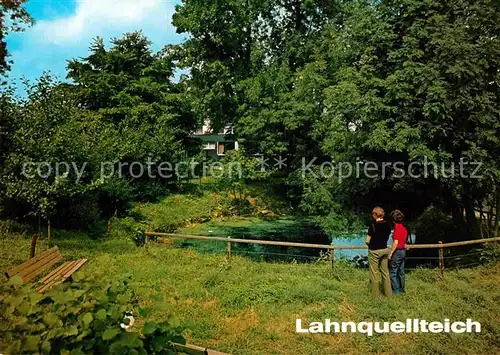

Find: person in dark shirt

[389,210,408,294]
[365,206,392,297]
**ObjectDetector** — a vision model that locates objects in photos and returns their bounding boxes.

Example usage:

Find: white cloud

[6,0,185,96]
[35,0,178,44]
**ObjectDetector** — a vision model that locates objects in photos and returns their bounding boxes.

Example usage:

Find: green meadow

[2,199,499,354]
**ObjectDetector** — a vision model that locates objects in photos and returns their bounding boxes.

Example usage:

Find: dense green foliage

[1,0,499,240]
[0,32,198,230]
[172,0,500,239]
[0,273,186,354]
[1,2,499,354]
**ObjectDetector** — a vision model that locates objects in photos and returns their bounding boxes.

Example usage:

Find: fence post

[226,237,232,262]
[438,241,444,277]
[29,234,38,259]
[329,244,334,268]
[47,218,51,244]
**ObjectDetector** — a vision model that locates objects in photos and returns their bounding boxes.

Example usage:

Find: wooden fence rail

[171,342,230,355]
[147,232,500,275]
[145,232,500,251]
[146,232,337,249]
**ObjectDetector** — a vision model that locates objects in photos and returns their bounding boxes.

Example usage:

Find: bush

[108,217,140,239]
[55,196,104,234]
[135,181,169,203]
[98,177,137,218]
[414,205,457,244]
[0,219,30,235]
[0,273,186,354]
[480,243,500,264]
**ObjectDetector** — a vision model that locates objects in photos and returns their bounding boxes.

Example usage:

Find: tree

[1,75,105,223]
[0,0,33,78]
[173,0,341,156]
[66,32,197,170]
[315,0,500,238]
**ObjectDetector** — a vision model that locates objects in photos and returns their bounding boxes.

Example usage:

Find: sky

[5,0,185,95]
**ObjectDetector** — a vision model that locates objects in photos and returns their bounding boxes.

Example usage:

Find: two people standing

[365,207,408,297]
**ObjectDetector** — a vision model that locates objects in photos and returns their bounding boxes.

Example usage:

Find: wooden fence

[172,342,229,355]
[145,232,500,274]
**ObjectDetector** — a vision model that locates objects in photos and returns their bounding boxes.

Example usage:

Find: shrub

[131,228,157,247]
[0,273,186,354]
[414,205,457,244]
[98,177,137,219]
[55,196,104,234]
[480,243,500,264]
[0,219,30,235]
[135,181,169,203]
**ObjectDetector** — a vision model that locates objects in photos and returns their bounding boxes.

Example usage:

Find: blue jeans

[390,249,406,294]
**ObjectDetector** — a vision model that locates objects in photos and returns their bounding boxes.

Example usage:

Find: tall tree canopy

[173,0,500,238]
[66,31,197,172]
[0,0,498,239]
[1,32,198,229]
[314,0,500,236]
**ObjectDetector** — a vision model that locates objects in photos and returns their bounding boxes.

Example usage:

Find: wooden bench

[4,246,87,293]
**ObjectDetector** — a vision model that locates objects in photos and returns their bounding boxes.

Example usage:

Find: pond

[332,232,417,259]
[174,216,416,262]
[331,234,368,259]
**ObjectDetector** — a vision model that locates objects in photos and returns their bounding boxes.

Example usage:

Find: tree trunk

[450,197,466,232]
[293,0,302,31]
[245,0,252,75]
[463,194,479,239]
[233,186,240,216]
[496,188,500,237]
[478,202,484,238]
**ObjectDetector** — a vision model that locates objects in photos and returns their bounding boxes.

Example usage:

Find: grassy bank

[1,229,499,355]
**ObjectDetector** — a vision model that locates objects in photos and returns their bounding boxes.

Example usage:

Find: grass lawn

[1,229,499,355]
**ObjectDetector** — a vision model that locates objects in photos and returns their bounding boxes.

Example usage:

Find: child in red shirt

[389,210,408,294]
